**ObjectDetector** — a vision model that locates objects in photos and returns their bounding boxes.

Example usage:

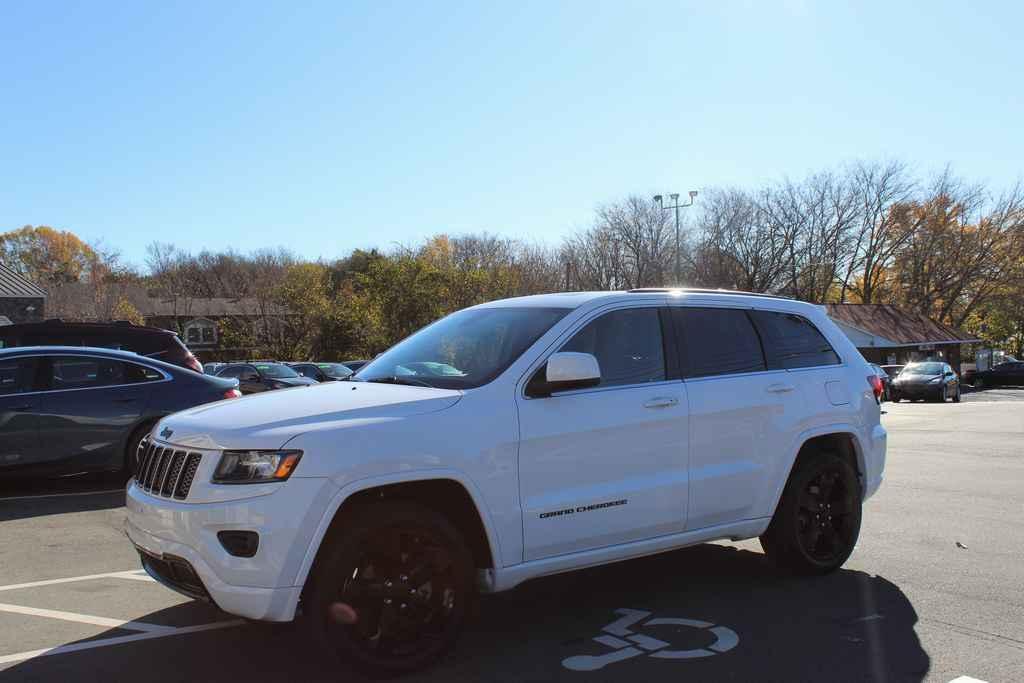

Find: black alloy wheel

[307,502,474,676]
[761,452,862,574]
[795,468,858,565]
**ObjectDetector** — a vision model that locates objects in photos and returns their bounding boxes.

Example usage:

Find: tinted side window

[124,362,164,383]
[561,308,665,388]
[749,311,840,369]
[218,366,243,379]
[50,357,128,389]
[0,358,36,395]
[673,307,766,378]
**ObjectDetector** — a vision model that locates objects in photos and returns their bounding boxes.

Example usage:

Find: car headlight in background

[212,450,302,484]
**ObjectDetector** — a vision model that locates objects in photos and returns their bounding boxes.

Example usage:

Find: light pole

[654,190,698,285]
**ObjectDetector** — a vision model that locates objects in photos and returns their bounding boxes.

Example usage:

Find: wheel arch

[770,427,867,515]
[122,415,165,469]
[294,471,502,598]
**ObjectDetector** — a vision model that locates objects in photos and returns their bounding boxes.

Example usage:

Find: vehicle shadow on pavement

[0,480,125,523]
[1,544,929,683]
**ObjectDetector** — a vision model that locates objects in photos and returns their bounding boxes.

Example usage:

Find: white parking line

[0,619,245,665]
[0,570,151,593]
[0,489,125,502]
[0,603,175,633]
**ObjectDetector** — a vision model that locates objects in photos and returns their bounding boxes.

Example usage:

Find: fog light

[218,530,259,558]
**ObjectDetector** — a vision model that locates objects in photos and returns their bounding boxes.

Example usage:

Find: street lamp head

[653,194,662,205]
[670,193,679,201]
[689,190,698,200]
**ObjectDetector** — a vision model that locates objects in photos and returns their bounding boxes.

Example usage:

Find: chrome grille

[135,439,203,500]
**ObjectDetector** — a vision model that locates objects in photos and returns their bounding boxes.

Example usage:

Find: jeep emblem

[160,426,173,439]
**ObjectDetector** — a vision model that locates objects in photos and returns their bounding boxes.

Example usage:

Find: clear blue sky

[2,1,1021,268]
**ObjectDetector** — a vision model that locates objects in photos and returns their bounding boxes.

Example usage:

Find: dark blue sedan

[0,346,241,477]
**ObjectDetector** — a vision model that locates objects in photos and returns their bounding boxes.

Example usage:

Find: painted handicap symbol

[562,608,739,672]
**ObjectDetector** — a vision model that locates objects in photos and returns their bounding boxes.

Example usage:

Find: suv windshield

[357,307,570,389]
[255,363,300,378]
[903,362,944,375]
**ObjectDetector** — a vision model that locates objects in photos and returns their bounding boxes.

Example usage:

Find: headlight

[212,450,302,484]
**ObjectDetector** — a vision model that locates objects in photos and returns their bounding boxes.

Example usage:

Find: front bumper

[892,383,942,398]
[125,475,338,622]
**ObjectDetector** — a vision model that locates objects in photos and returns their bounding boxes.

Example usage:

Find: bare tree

[841,161,918,303]
[690,188,793,293]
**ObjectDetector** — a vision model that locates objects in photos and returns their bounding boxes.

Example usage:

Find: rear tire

[760,452,862,575]
[974,377,984,390]
[124,421,156,475]
[306,501,475,677]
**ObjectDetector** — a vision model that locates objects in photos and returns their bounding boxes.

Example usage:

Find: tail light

[223,389,242,400]
[867,375,883,403]
[186,354,203,373]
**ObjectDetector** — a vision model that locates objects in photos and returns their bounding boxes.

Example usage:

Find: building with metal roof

[824,303,980,372]
[0,263,46,325]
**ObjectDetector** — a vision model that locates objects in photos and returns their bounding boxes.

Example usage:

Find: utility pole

[654,190,698,285]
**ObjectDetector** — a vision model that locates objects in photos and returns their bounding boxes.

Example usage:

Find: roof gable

[824,304,978,345]
[0,263,47,298]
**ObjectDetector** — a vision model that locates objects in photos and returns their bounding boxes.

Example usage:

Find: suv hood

[154,381,462,451]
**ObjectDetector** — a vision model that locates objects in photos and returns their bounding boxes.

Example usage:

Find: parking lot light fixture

[654,189,699,285]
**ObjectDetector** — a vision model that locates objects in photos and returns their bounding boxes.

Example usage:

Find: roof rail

[627,287,792,300]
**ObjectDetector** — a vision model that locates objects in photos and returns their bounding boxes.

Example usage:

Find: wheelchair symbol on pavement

[562,608,740,672]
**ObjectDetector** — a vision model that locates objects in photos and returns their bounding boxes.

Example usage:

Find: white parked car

[125,289,886,675]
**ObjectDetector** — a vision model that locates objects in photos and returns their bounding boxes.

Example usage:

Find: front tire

[760,452,862,575]
[306,501,475,677]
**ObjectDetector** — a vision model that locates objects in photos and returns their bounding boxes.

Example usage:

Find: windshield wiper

[364,376,435,388]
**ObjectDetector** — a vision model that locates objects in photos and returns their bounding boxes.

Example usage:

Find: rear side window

[673,307,766,378]
[218,366,243,379]
[50,357,126,389]
[749,311,840,369]
[561,308,666,387]
[0,358,36,395]
[124,362,164,383]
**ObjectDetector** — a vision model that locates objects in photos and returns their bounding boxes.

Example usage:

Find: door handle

[113,397,139,404]
[643,397,679,409]
[766,383,796,394]
[9,403,34,411]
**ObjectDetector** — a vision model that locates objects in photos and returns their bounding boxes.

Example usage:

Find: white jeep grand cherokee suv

[126,289,886,675]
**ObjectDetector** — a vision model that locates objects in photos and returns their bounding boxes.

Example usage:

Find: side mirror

[527,352,601,397]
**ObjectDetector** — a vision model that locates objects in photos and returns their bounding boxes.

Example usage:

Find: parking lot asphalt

[1,393,1022,682]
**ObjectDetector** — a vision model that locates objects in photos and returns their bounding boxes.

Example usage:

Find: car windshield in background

[903,362,944,375]
[316,363,352,378]
[255,363,300,378]
[357,307,570,389]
